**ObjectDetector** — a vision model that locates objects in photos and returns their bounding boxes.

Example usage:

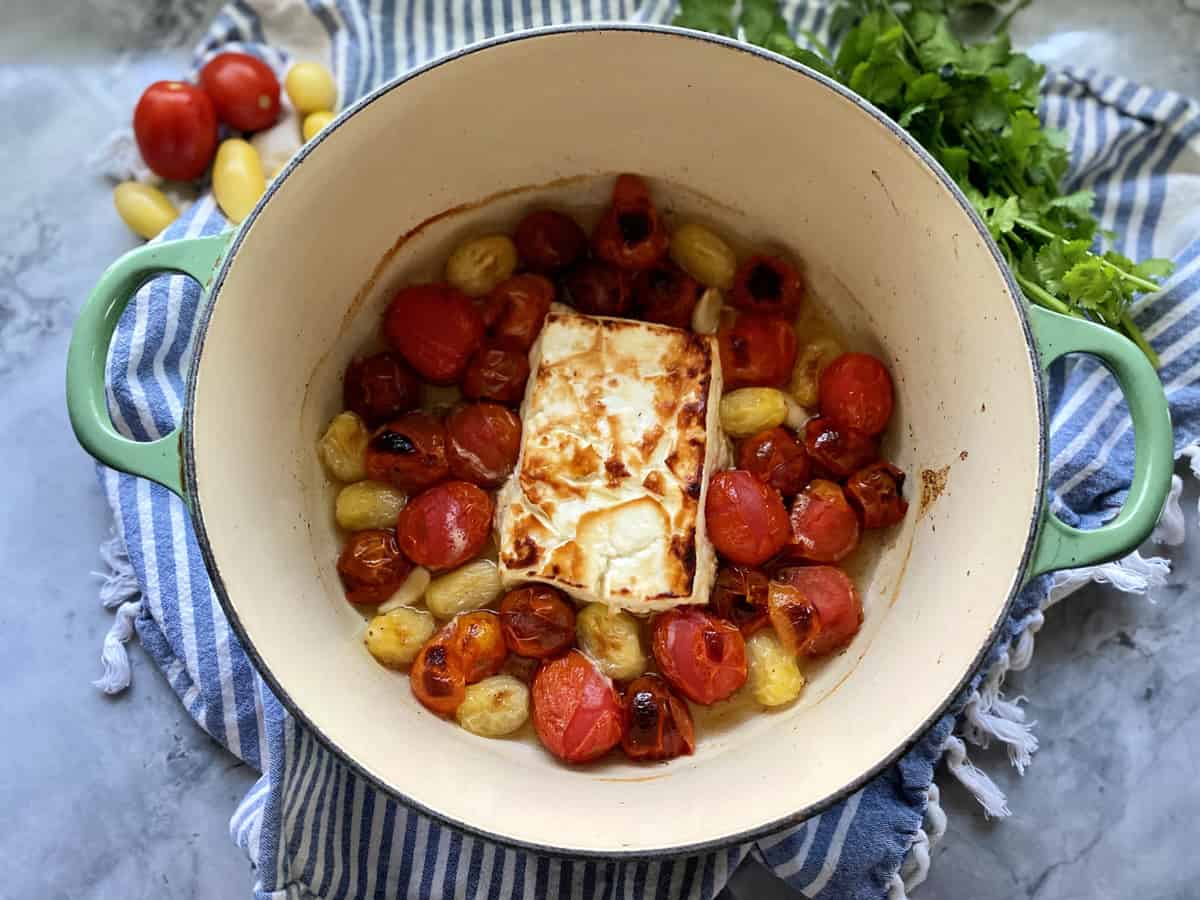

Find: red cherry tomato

[532,650,624,764]
[514,210,587,272]
[343,352,420,427]
[765,581,821,655]
[336,529,412,604]
[461,345,530,406]
[563,261,633,317]
[738,427,811,497]
[773,565,863,656]
[451,610,508,683]
[383,284,484,384]
[632,262,702,329]
[591,174,670,271]
[846,461,909,528]
[709,565,771,636]
[445,402,522,488]
[705,470,790,566]
[621,674,696,762]
[364,412,448,492]
[132,81,218,181]
[730,255,805,317]
[803,418,878,480]
[395,481,494,571]
[786,479,860,563]
[499,585,577,658]
[651,608,747,705]
[819,353,895,436]
[198,52,281,132]
[484,274,554,352]
[718,313,798,389]
[410,632,467,716]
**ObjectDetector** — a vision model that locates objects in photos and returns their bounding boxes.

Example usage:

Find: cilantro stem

[1014,217,1165,294]
[1120,312,1161,368]
[1014,272,1074,317]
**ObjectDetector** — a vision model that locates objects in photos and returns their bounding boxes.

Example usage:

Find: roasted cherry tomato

[621,674,696,762]
[709,565,771,636]
[705,470,790,566]
[803,418,878,480]
[484,274,554,352]
[718,313,798,389]
[786,479,860,563]
[819,352,895,436]
[364,411,448,492]
[651,607,747,705]
[563,260,633,317]
[132,81,218,181]
[591,174,669,271]
[198,52,281,132]
[410,633,467,715]
[499,585,577,659]
[395,480,494,571]
[343,352,420,427]
[846,461,908,528]
[765,581,821,655]
[336,529,412,604]
[461,344,530,406]
[451,610,508,683]
[773,565,862,656]
[632,262,702,329]
[514,210,587,272]
[532,650,624,764]
[738,426,811,497]
[445,402,522,488]
[383,284,484,384]
[730,254,804,317]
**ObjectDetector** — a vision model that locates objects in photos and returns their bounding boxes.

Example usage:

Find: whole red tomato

[383,284,484,384]
[633,262,702,329]
[483,274,554,352]
[705,470,790,566]
[395,481,494,571]
[499,585,576,659]
[532,650,624,764]
[364,412,449,492]
[845,461,908,528]
[785,479,860,563]
[514,210,587,272]
[717,313,798,389]
[563,261,633,317]
[738,426,811,496]
[803,418,878,479]
[651,608,747,705]
[343,352,420,427]
[198,52,281,132]
[461,345,530,406]
[336,529,412,605]
[133,81,218,181]
[772,565,863,656]
[450,611,508,683]
[819,352,895,436]
[410,632,467,716]
[445,402,522,488]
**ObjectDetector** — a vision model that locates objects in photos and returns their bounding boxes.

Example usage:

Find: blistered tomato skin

[445,402,522,488]
[514,210,587,272]
[499,585,576,659]
[563,261,633,317]
[803,418,878,480]
[705,470,791,566]
[383,284,484,384]
[410,634,467,715]
[343,352,420,427]
[199,52,281,132]
[710,565,771,636]
[718,313,798,389]
[633,262,703,329]
[765,581,821,655]
[786,479,861,563]
[651,608,747,705]
[591,174,670,271]
[133,81,218,181]
[395,480,494,571]
[738,427,811,497]
[621,674,696,762]
[336,529,413,605]
[484,274,554,352]
[846,461,909,528]
[461,345,530,406]
[532,650,624,764]
[451,610,508,683]
[364,412,449,492]
[819,353,895,436]
[731,255,805,317]
[773,566,863,656]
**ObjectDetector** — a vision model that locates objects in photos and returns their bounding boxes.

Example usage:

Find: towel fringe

[91,532,142,694]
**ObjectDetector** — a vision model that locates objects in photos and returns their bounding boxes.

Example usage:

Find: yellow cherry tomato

[302,110,335,142]
[212,138,265,224]
[112,182,178,240]
[285,62,337,115]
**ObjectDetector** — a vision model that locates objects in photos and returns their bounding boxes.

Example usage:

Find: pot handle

[1026,305,1173,577]
[66,232,234,498]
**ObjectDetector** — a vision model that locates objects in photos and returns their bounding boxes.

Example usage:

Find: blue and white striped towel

[94,1,1200,897]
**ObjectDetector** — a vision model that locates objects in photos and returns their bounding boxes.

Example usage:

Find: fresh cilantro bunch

[673,0,1172,366]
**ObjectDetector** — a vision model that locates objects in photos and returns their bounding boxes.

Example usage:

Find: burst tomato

[819,352,895,436]
[709,565,771,636]
[133,81,218,181]
[651,607,747,705]
[786,479,860,563]
[499,585,576,659]
[765,581,821,655]
[532,650,624,764]
[451,611,508,683]
[484,274,554,351]
[336,529,412,605]
[410,633,467,715]
[395,481,493,571]
[738,426,811,497]
[633,262,702,329]
[461,344,530,406]
[364,412,448,492]
[803,418,878,480]
[718,313,798,389]
[846,461,908,528]
[514,210,587,272]
[343,352,420,427]
[772,566,863,656]
[591,174,669,271]
[383,284,484,384]
[198,51,281,132]
[705,470,790,566]
[730,254,804,317]
[445,402,522,488]
[621,674,695,762]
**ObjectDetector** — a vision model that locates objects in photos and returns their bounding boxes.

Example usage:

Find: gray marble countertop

[2,2,1198,898]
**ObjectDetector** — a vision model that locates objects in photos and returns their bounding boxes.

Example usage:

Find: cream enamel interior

[189,28,1042,854]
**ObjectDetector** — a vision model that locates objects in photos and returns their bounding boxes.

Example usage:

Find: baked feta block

[496,312,723,612]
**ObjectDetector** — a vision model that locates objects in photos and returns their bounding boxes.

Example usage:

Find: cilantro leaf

[672,0,735,35]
